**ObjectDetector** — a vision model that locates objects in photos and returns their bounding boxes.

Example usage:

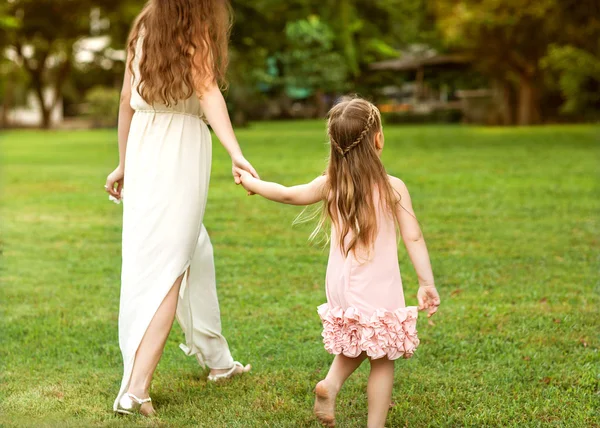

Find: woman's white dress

[113,42,235,410]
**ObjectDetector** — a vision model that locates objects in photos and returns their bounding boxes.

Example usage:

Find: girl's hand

[417,285,440,318]
[234,167,254,194]
[105,166,124,200]
[232,155,258,195]
[231,154,259,184]
[234,167,252,182]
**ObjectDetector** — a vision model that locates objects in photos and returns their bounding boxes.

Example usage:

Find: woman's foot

[116,392,156,417]
[128,389,156,416]
[314,380,337,427]
[139,401,156,416]
[208,362,251,381]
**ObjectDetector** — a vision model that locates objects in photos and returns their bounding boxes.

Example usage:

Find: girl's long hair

[127,0,232,106]
[319,97,398,257]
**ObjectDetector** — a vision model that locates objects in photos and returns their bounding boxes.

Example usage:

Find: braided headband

[330,105,377,158]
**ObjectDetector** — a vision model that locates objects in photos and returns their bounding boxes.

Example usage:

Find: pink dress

[317,201,420,360]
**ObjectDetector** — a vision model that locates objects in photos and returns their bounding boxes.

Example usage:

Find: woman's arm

[198,83,258,182]
[192,42,258,183]
[105,65,134,200]
[236,169,326,206]
[198,83,241,159]
[390,176,440,317]
[117,67,134,170]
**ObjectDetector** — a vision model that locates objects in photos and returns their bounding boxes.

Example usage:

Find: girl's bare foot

[314,380,337,427]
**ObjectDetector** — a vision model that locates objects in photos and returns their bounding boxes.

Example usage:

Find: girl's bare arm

[390,176,440,316]
[236,169,326,206]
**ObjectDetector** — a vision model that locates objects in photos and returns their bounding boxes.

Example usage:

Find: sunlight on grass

[1,123,598,427]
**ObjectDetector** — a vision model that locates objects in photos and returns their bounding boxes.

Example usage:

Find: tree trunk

[16,42,70,130]
[517,74,541,125]
[315,88,327,118]
[500,81,516,126]
[32,78,52,129]
[1,71,14,128]
[337,0,358,76]
[40,105,52,129]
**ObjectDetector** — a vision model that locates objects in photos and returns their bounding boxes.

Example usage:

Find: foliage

[3,0,122,128]
[541,45,600,116]
[0,63,29,105]
[0,2,22,125]
[227,1,435,104]
[320,0,435,77]
[84,86,120,128]
[0,5,19,36]
[2,0,598,126]
[280,16,348,96]
[1,123,598,426]
[430,0,600,124]
[103,0,146,49]
[382,109,463,124]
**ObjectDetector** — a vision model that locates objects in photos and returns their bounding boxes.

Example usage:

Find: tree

[323,0,437,77]
[229,0,432,96]
[3,0,121,128]
[0,3,22,127]
[280,16,348,117]
[540,0,600,118]
[542,45,600,117]
[430,0,600,125]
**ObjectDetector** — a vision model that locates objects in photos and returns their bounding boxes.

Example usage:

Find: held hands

[234,167,253,193]
[232,154,258,184]
[417,285,440,318]
[105,165,124,201]
[231,155,258,195]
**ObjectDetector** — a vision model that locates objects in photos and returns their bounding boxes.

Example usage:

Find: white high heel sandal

[207,361,250,382]
[115,393,153,415]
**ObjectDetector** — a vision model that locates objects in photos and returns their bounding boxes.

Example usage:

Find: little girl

[236,97,440,428]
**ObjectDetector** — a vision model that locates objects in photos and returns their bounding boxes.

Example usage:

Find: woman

[104,0,254,416]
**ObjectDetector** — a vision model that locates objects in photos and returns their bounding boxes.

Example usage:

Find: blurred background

[1,0,599,130]
[1,2,598,426]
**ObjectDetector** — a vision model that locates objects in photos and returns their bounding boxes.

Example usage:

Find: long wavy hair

[318,97,398,257]
[127,0,232,106]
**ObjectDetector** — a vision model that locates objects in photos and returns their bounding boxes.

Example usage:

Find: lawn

[1,122,598,427]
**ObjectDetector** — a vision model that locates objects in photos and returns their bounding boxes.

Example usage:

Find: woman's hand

[105,166,124,200]
[232,155,258,195]
[231,154,259,184]
[417,285,440,318]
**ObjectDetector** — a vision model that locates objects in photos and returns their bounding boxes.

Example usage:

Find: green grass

[1,122,599,427]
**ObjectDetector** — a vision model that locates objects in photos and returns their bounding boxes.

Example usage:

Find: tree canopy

[1,0,598,127]
[430,0,600,124]
[3,0,124,127]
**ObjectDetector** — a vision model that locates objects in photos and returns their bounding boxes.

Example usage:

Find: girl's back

[320,186,419,362]
[326,192,405,314]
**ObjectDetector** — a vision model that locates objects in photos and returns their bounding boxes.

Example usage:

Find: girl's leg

[315,353,367,426]
[366,358,395,428]
[127,273,185,415]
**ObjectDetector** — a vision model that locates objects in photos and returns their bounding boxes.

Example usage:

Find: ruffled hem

[317,303,420,360]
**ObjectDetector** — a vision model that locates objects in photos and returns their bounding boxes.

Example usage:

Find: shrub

[382,108,463,125]
[85,86,120,128]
